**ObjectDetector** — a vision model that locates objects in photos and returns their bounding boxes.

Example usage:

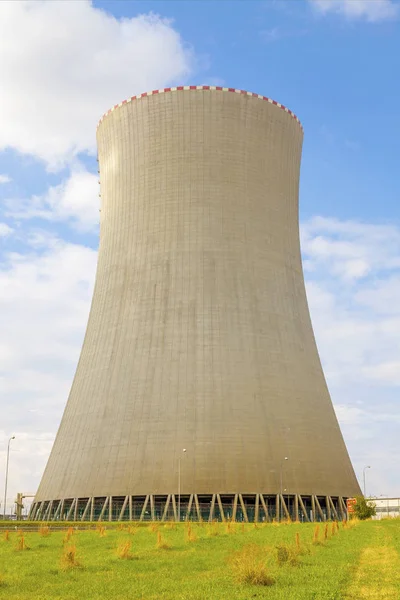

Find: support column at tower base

[28,494,349,523]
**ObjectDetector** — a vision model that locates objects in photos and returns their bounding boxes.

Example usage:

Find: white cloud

[0,223,13,238]
[309,0,399,22]
[0,174,11,184]
[302,216,400,280]
[5,167,99,231]
[302,216,400,495]
[0,1,194,168]
[0,236,97,509]
[356,276,400,314]
[364,361,400,386]
[303,218,400,388]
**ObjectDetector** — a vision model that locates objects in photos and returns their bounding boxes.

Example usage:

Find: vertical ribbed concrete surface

[35,88,360,502]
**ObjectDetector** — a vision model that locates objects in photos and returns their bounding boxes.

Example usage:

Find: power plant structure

[30,86,361,523]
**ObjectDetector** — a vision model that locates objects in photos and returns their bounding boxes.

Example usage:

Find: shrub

[353,497,376,520]
[230,545,274,586]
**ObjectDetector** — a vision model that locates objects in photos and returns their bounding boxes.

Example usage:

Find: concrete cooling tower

[31,86,361,523]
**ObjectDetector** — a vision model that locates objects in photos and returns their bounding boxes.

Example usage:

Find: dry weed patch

[39,526,50,537]
[97,525,106,537]
[230,544,275,586]
[226,521,236,534]
[207,523,220,537]
[156,531,171,550]
[312,524,323,545]
[61,545,81,570]
[116,540,135,560]
[63,528,75,544]
[185,524,197,543]
[16,533,29,552]
[276,544,300,567]
[295,532,301,550]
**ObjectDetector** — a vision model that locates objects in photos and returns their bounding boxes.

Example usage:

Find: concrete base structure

[30,494,348,523]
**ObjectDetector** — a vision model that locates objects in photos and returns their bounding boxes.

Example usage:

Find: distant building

[31,86,361,522]
[371,497,400,519]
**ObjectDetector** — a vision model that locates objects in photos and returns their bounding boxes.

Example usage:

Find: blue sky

[0,0,399,511]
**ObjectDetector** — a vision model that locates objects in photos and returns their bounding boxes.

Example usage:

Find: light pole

[178,448,187,522]
[279,457,288,521]
[3,436,15,521]
[363,465,371,497]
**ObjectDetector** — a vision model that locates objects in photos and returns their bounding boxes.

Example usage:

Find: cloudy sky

[0,0,399,514]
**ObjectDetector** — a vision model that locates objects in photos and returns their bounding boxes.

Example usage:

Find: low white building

[370,497,400,519]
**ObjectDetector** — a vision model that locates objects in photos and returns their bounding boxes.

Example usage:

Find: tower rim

[96,85,304,132]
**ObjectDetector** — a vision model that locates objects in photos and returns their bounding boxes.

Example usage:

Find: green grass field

[0,519,399,599]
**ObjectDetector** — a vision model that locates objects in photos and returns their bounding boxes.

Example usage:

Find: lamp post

[279,457,288,521]
[363,465,371,497]
[3,436,15,521]
[178,448,187,522]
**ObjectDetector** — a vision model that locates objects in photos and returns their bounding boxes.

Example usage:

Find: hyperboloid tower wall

[32,86,361,523]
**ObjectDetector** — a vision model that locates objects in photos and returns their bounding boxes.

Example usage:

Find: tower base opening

[29,493,350,523]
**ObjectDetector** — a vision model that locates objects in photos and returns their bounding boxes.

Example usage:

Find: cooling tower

[31,86,361,523]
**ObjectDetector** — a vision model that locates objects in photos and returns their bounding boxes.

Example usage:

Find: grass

[0,519,399,599]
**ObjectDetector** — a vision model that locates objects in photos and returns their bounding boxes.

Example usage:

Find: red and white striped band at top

[97,85,303,132]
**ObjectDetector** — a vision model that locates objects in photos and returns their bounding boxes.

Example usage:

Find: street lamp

[3,436,15,520]
[363,465,371,497]
[280,457,288,521]
[178,448,187,522]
